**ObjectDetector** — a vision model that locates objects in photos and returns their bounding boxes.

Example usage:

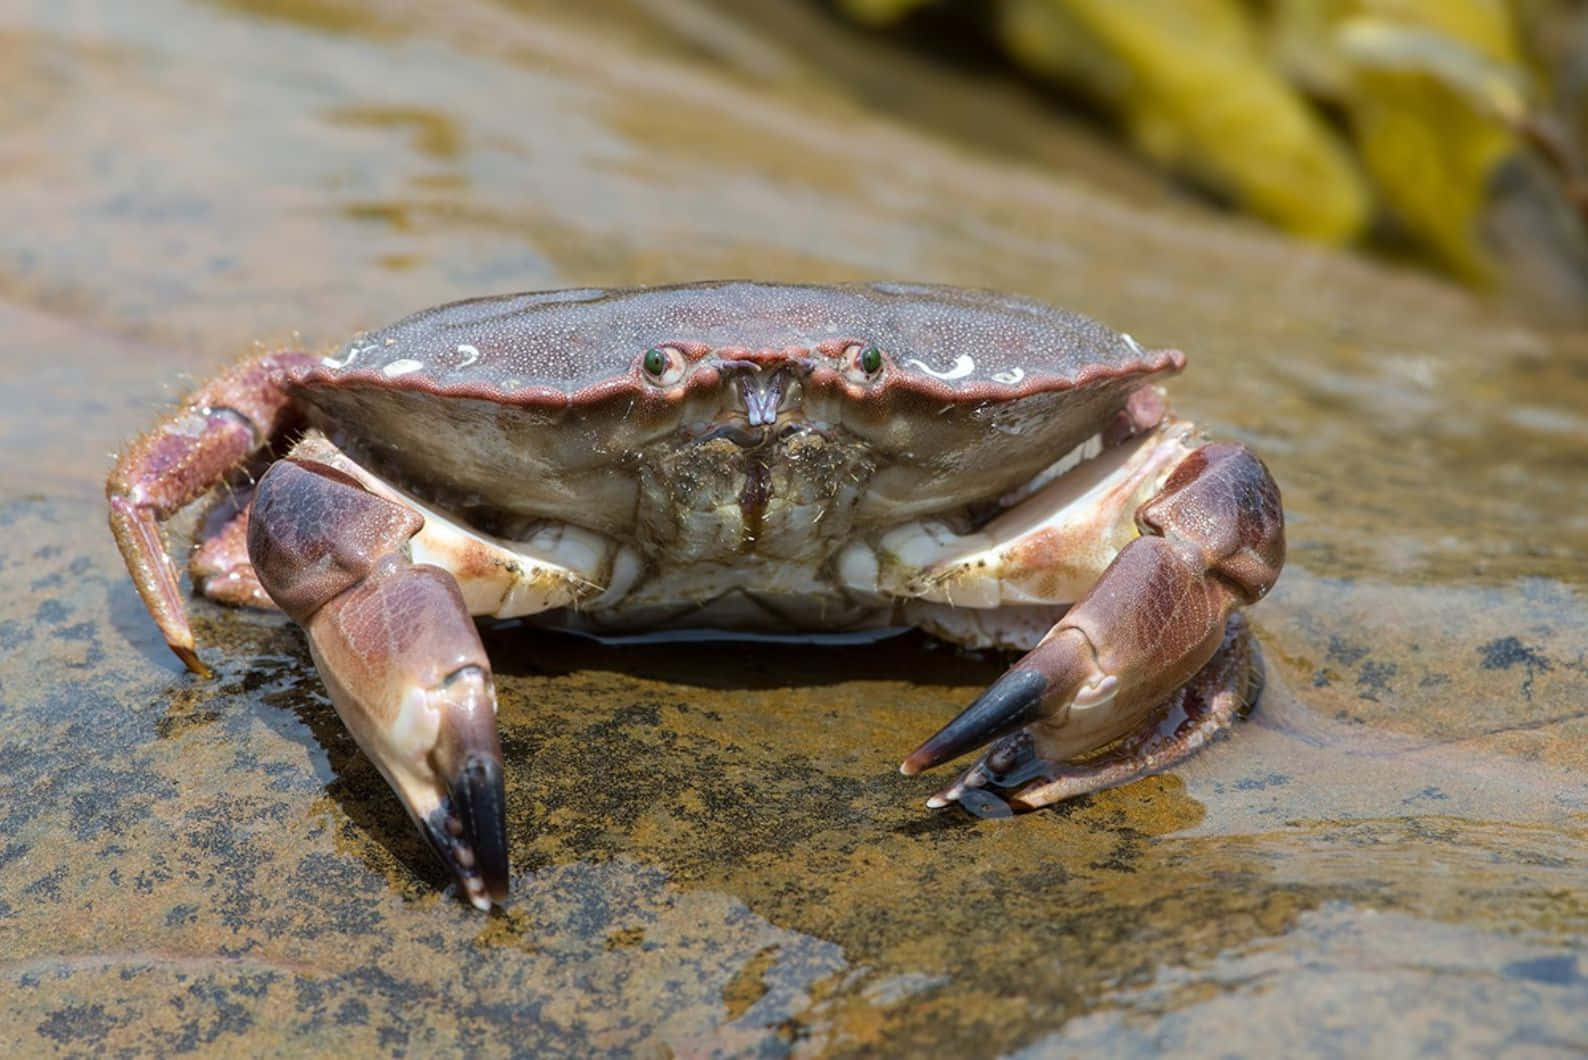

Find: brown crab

[108,282,1283,910]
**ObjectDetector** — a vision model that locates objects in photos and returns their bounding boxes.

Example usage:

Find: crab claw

[304,562,511,911]
[250,459,510,909]
[902,625,1142,811]
[318,652,510,912]
[920,618,1256,814]
[902,442,1283,812]
[900,627,1114,780]
[416,666,509,908]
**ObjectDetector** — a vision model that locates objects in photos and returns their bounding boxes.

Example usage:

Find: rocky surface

[1,1,1584,1054]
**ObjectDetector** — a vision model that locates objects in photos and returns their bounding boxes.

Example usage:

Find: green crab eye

[859,345,883,375]
[642,347,668,377]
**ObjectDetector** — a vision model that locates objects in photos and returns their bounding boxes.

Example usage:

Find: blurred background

[2,1,1586,1056]
[835,0,1588,321]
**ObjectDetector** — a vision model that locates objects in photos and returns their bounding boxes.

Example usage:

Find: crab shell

[299,283,1180,521]
[108,282,1284,910]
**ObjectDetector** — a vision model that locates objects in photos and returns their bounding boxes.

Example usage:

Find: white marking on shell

[905,354,976,381]
[991,368,1026,385]
[1121,332,1144,356]
[455,343,481,368]
[321,343,375,369]
[382,358,424,378]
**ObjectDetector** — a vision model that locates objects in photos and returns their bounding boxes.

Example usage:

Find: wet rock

[1,0,1585,1055]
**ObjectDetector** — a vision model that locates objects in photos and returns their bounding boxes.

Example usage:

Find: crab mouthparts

[688,365,811,448]
[737,370,788,428]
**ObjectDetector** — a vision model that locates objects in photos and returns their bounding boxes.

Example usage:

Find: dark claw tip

[457,754,509,902]
[426,753,509,909]
[902,668,1051,774]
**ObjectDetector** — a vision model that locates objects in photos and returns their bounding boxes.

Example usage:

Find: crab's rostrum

[109,282,1284,910]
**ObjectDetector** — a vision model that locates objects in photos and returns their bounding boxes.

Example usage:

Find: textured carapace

[296,281,1183,402]
[278,283,1189,541]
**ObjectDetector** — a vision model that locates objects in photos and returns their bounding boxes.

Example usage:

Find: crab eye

[640,346,686,385]
[844,343,885,383]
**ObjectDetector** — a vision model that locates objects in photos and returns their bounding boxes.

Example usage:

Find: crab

[108,282,1284,910]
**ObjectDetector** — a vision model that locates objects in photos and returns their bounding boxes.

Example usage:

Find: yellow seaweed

[1329,5,1529,282]
[829,0,1586,303]
[835,0,938,27]
[995,0,1370,242]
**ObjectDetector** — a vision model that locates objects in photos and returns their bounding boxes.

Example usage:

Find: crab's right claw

[250,458,509,909]
[407,663,510,909]
[310,626,509,910]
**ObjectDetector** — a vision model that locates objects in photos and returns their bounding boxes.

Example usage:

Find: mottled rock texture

[1,1,1584,1055]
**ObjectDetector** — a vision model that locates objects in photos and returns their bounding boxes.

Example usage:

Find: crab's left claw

[250,458,510,909]
[903,442,1283,812]
[899,626,1119,782]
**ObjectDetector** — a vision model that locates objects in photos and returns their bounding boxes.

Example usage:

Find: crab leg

[901,442,1284,809]
[248,457,509,909]
[106,352,315,674]
[190,502,275,608]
